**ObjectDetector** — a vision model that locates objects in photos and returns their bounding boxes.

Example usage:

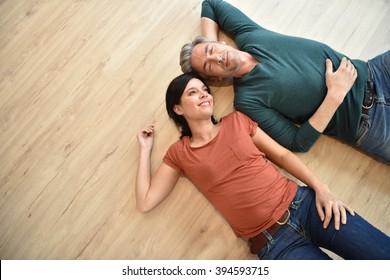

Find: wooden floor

[0,0,389,260]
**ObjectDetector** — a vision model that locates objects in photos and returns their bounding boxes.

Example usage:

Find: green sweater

[201,0,368,152]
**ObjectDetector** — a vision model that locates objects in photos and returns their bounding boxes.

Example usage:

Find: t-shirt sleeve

[162,142,183,174]
[201,0,261,39]
[235,111,258,137]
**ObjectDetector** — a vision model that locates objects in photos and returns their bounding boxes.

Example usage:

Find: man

[180,0,389,163]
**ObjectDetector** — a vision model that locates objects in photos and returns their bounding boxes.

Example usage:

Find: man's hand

[308,57,358,133]
[325,57,358,105]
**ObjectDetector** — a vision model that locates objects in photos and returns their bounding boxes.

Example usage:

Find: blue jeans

[257,186,390,260]
[355,50,390,163]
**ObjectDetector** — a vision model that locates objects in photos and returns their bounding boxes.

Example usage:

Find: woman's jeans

[257,186,390,260]
[355,50,390,163]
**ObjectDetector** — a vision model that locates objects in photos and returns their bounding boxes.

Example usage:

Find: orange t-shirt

[163,111,298,238]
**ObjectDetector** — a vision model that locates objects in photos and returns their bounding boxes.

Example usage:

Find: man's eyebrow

[203,44,209,72]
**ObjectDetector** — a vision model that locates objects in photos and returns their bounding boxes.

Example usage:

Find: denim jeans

[257,186,390,260]
[355,50,390,163]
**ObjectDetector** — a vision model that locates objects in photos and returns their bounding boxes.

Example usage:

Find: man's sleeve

[201,0,261,39]
[235,104,321,152]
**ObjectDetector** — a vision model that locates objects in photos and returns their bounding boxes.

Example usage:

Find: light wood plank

[0,0,389,260]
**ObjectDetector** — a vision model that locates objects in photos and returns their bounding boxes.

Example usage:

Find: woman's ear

[173,104,183,115]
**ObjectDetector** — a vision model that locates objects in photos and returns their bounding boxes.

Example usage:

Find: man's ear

[173,104,183,115]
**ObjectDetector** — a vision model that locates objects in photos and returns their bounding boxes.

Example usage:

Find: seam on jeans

[290,186,308,210]
[355,116,371,146]
[375,96,386,104]
[258,243,272,259]
[287,219,305,237]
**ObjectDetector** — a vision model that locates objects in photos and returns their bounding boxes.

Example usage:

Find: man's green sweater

[201,0,368,152]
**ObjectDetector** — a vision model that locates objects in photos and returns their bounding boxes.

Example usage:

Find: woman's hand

[315,184,355,230]
[135,124,180,213]
[137,125,155,150]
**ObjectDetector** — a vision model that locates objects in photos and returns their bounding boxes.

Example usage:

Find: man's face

[190,42,241,79]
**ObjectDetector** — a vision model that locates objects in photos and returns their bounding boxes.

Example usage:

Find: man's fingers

[325,58,333,74]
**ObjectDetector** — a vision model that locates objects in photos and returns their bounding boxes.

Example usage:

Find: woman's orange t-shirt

[163,111,298,238]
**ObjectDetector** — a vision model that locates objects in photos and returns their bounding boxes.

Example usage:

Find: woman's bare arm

[251,126,354,230]
[136,125,180,213]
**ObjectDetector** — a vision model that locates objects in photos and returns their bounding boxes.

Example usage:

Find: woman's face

[173,78,214,121]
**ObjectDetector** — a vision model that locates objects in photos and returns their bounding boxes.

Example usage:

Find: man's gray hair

[180,36,214,73]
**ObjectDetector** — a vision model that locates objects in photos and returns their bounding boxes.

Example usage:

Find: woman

[136,72,390,259]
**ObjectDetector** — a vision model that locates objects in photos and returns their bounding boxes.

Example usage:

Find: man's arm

[308,58,358,133]
[237,57,358,153]
[201,17,219,41]
[200,0,260,40]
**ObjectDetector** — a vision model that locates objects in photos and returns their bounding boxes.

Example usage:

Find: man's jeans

[355,50,390,163]
[257,186,390,260]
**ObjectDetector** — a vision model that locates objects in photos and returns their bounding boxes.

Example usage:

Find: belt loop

[262,230,273,241]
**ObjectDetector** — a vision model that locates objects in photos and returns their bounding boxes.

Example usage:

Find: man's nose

[210,53,222,64]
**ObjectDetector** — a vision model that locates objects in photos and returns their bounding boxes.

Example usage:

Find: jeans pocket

[289,186,309,210]
[354,115,371,147]
[257,243,272,259]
